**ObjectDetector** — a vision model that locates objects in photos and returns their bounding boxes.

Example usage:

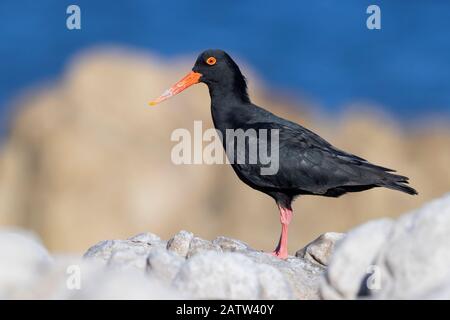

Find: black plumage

[151,49,417,258]
[193,50,417,208]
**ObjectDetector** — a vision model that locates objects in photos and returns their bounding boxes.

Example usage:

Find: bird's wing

[230,121,398,193]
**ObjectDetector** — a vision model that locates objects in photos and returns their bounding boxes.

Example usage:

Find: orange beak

[149,71,202,106]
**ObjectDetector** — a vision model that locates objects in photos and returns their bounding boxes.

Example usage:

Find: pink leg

[271,206,293,259]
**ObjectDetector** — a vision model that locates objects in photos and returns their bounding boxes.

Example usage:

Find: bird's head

[149,49,248,106]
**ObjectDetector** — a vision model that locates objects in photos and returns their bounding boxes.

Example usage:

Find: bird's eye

[206,57,217,66]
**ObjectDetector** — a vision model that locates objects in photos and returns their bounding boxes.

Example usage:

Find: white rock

[321,193,450,300]
[0,229,52,298]
[166,230,194,257]
[186,237,222,258]
[320,219,394,299]
[84,238,164,271]
[147,248,184,282]
[296,232,345,266]
[128,232,162,244]
[72,268,181,299]
[173,251,293,299]
[415,280,450,300]
[373,194,450,299]
[8,252,183,300]
[212,236,250,252]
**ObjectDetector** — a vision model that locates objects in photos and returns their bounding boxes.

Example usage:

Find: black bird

[150,49,417,259]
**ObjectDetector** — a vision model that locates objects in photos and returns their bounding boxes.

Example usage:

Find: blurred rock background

[0,49,449,253]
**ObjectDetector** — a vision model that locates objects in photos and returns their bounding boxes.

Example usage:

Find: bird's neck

[207,71,250,106]
[209,86,243,105]
[207,73,252,132]
[209,91,253,134]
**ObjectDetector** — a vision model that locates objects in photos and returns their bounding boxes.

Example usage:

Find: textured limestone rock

[173,251,293,299]
[129,232,162,244]
[296,232,345,266]
[212,236,250,252]
[166,230,194,257]
[186,237,223,258]
[83,232,326,299]
[83,232,165,271]
[147,248,185,282]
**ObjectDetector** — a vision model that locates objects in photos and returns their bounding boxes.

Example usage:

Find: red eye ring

[206,57,217,65]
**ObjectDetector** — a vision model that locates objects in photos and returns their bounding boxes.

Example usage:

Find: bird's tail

[379,172,418,195]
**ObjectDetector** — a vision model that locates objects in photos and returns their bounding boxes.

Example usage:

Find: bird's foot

[269,250,288,260]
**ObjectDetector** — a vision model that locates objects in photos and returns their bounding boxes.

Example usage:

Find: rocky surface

[321,193,450,300]
[0,227,341,299]
[1,192,450,299]
[296,232,345,266]
[83,230,336,299]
